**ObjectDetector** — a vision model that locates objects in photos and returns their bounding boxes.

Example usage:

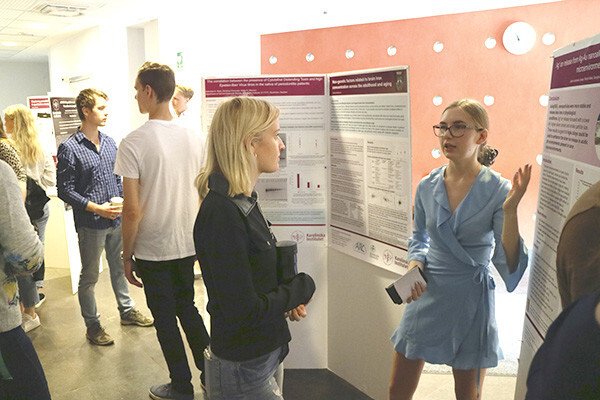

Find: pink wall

[260,0,600,243]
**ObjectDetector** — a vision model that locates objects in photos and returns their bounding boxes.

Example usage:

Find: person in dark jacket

[526,290,600,400]
[194,97,316,399]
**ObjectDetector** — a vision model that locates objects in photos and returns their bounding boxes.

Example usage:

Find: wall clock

[502,22,537,55]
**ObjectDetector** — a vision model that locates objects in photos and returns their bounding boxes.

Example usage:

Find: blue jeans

[136,256,210,395]
[17,204,49,307]
[204,346,285,400]
[0,326,51,399]
[77,224,134,328]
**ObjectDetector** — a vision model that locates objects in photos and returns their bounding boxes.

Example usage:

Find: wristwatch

[120,251,134,261]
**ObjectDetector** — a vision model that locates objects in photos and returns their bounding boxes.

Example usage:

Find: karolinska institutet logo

[383,250,393,265]
[290,231,325,243]
[291,231,305,243]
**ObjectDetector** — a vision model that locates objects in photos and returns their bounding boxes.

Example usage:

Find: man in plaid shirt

[57,88,153,346]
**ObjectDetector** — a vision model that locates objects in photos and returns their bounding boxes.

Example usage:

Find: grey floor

[29,268,517,400]
[30,268,371,400]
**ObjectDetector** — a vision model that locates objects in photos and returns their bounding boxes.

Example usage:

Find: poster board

[49,96,80,148]
[201,68,411,271]
[202,75,329,246]
[514,33,600,399]
[328,67,411,273]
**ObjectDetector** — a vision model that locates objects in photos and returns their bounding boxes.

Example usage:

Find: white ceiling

[0,0,562,62]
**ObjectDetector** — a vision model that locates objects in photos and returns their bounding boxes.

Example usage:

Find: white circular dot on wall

[433,96,443,106]
[269,55,278,65]
[433,41,444,53]
[387,46,397,56]
[542,32,556,46]
[306,53,315,62]
[484,37,497,49]
[539,94,549,106]
[484,95,495,106]
[345,49,355,59]
[532,213,537,222]
[431,148,441,159]
[536,154,543,165]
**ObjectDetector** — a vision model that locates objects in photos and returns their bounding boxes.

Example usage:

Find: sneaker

[120,308,154,327]
[149,383,193,400]
[86,325,114,346]
[35,293,46,308]
[22,313,41,333]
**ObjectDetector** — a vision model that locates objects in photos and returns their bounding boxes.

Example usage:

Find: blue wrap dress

[391,166,529,369]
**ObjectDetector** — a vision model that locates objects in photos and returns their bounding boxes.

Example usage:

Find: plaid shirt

[57,129,123,230]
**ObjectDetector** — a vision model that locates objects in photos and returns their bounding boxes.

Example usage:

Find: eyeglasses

[432,124,482,138]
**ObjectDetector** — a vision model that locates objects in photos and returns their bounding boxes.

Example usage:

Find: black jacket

[194,172,315,361]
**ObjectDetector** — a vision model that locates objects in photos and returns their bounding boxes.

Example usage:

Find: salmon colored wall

[261,0,600,243]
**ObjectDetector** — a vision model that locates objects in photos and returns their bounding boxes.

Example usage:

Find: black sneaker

[149,383,193,400]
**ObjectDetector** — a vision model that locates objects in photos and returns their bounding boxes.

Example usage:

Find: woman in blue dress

[389,99,531,400]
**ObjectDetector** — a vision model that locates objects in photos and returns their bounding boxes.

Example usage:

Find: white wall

[48,26,130,142]
[328,250,402,399]
[0,61,50,109]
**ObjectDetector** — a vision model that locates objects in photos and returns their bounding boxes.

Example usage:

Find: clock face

[502,22,537,55]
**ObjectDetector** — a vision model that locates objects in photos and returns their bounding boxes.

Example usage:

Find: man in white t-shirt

[114,62,209,400]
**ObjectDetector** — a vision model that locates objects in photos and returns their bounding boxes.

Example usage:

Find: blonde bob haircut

[3,104,44,166]
[196,97,279,200]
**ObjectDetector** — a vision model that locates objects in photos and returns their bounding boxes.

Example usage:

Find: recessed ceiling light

[38,4,87,17]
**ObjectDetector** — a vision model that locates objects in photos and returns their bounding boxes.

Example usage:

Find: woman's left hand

[503,164,532,212]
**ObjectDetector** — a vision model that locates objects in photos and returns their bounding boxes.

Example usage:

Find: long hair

[3,104,43,166]
[196,97,280,200]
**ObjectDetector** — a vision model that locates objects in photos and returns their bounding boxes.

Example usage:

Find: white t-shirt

[114,119,204,261]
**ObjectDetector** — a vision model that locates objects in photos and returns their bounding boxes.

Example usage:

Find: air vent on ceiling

[36,4,89,17]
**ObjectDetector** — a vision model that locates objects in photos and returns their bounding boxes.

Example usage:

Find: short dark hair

[76,88,108,120]
[137,62,175,103]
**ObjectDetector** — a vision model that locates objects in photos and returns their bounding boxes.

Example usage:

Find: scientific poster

[27,96,56,157]
[514,33,600,400]
[328,67,412,273]
[202,76,328,245]
[49,96,80,147]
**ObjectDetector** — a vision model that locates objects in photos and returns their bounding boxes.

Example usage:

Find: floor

[30,268,518,400]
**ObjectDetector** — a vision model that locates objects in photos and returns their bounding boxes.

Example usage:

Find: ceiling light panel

[17,10,85,22]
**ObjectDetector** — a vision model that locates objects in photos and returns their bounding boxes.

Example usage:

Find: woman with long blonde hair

[3,104,56,333]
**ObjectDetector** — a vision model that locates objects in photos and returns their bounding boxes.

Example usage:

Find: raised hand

[503,164,532,212]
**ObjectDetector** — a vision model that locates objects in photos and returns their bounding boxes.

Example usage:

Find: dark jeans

[32,203,50,285]
[0,326,51,399]
[136,256,210,395]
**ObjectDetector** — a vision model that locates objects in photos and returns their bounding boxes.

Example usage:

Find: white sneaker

[22,313,41,333]
[35,293,46,308]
